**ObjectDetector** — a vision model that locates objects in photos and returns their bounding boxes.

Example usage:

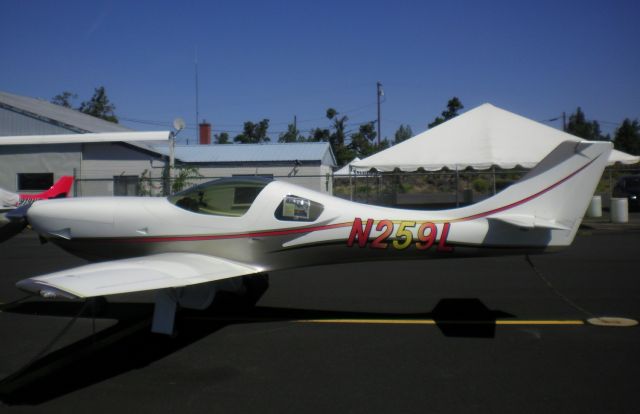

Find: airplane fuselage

[26,179,558,274]
[16,141,613,334]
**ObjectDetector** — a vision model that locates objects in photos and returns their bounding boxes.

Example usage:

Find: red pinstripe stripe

[451,155,599,223]
[118,222,352,243]
[89,155,598,244]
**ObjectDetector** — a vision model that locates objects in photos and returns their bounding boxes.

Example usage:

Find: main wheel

[241,273,270,306]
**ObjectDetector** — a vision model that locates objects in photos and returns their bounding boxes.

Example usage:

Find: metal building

[158,142,336,193]
[0,91,336,195]
[0,90,168,196]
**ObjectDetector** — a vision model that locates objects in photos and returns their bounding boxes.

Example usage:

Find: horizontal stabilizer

[488,214,572,230]
[16,253,262,299]
[452,140,611,247]
[489,214,571,230]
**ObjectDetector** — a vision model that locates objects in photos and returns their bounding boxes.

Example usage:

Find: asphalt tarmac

[0,228,639,413]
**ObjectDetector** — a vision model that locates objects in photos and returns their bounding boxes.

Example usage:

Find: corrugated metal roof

[0,90,131,133]
[152,142,336,166]
[0,90,163,155]
[0,91,337,166]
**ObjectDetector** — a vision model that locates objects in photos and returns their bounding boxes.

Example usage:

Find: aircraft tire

[241,273,270,306]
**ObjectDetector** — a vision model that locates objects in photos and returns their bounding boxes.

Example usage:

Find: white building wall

[0,142,333,197]
[78,142,166,196]
[0,144,81,192]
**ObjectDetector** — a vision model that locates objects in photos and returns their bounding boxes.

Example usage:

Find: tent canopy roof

[352,103,638,172]
[334,157,361,175]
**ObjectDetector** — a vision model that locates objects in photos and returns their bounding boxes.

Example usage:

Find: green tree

[324,108,352,166]
[614,118,640,155]
[79,86,118,123]
[428,97,463,128]
[326,108,348,150]
[349,122,377,158]
[350,125,391,158]
[171,165,202,193]
[394,124,413,144]
[278,122,303,143]
[376,138,391,152]
[565,107,608,141]
[307,127,330,142]
[215,132,231,144]
[51,91,78,108]
[234,119,270,143]
[336,147,356,165]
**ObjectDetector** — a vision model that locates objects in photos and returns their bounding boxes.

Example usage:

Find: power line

[119,112,381,135]
[118,117,176,128]
[541,113,621,128]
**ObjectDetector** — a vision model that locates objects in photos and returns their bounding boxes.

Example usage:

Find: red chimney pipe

[199,121,211,145]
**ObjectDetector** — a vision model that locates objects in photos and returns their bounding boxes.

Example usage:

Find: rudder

[455,140,612,246]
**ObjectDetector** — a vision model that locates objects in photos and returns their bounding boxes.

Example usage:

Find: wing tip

[16,279,80,300]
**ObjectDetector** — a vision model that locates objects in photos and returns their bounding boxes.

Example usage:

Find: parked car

[612,175,640,211]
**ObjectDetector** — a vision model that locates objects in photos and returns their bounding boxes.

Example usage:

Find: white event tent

[334,158,361,176]
[351,103,639,172]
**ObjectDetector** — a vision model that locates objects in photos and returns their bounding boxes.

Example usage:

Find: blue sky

[2,0,639,143]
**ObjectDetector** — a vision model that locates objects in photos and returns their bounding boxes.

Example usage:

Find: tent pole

[455,165,459,207]
[349,165,354,201]
[492,165,496,195]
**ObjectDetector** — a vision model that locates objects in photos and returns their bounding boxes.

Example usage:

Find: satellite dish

[172,117,186,131]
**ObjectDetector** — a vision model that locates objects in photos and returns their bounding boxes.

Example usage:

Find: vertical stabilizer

[456,140,612,246]
[20,176,74,202]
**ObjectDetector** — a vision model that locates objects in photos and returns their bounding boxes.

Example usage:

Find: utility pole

[562,111,566,131]
[376,81,383,146]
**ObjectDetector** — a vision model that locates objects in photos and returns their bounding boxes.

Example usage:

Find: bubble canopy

[168,177,273,217]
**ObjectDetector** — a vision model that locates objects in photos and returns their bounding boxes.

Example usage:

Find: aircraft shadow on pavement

[0,300,228,406]
[431,298,513,338]
[0,296,511,405]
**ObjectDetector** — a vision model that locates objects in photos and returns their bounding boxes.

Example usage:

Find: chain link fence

[335,166,640,209]
[73,166,639,209]
[73,173,333,198]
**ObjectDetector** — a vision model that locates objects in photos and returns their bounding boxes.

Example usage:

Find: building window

[17,173,54,191]
[114,175,139,196]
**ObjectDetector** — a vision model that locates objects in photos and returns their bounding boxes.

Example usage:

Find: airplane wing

[16,253,262,299]
[0,188,19,209]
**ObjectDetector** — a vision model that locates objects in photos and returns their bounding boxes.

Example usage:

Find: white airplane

[1,176,73,211]
[1,176,74,242]
[7,140,612,335]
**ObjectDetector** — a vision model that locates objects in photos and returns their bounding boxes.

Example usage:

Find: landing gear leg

[151,289,178,335]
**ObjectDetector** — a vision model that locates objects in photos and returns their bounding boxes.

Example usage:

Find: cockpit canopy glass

[168,177,272,217]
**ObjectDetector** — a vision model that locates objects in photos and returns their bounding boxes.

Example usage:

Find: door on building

[113,175,139,196]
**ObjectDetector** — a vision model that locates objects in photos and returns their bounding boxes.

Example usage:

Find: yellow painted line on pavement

[495,320,584,325]
[297,319,585,326]
[299,319,439,325]
[182,315,586,326]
